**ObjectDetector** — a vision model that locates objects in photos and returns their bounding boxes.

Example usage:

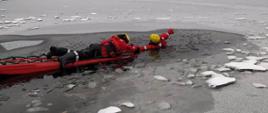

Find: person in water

[47,28,174,69]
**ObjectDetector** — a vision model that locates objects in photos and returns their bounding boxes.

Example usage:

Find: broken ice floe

[98,106,122,113]
[187,74,196,79]
[120,101,135,108]
[81,17,91,21]
[66,84,76,89]
[215,67,231,72]
[154,75,169,81]
[227,56,237,60]
[252,83,267,88]
[225,61,266,71]
[158,101,171,110]
[205,71,236,88]
[36,18,43,22]
[90,12,97,15]
[0,40,43,50]
[222,48,235,52]
[224,56,268,71]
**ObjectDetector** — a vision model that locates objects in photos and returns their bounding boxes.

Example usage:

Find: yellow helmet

[149,33,160,43]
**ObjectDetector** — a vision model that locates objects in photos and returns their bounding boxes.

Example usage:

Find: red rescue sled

[0,55,136,76]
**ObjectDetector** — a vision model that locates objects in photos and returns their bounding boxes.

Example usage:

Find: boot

[58,52,77,71]
[47,46,69,59]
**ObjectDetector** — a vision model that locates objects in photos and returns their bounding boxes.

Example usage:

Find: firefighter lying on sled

[46,28,174,69]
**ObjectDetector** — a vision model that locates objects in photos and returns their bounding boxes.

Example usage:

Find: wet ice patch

[0,40,43,50]
[98,106,122,113]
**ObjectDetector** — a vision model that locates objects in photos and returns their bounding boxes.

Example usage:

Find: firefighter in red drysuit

[47,28,174,69]
[139,28,174,52]
[47,34,140,69]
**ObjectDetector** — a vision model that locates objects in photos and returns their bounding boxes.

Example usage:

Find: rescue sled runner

[0,55,136,76]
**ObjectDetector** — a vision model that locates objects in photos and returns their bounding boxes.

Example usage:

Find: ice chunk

[120,102,135,108]
[25,16,37,20]
[158,101,171,110]
[265,34,268,37]
[81,17,91,21]
[154,75,169,81]
[222,48,235,52]
[155,17,171,20]
[30,27,40,30]
[187,74,195,79]
[236,49,242,52]
[265,27,268,30]
[246,56,268,61]
[225,61,266,71]
[252,83,267,88]
[98,106,121,113]
[66,84,76,89]
[247,36,266,40]
[216,67,231,72]
[235,17,247,20]
[206,73,236,88]
[54,16,60,19]
[36,18,43,22]
[201,71,218,77]
[134,17,141,20]
[185,80,194,85]
[90,12,97,15]
[227,56,237,60]
[27,107,48,112]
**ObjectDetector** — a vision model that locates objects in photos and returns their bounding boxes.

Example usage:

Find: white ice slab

[247,36,266,40]
[98,106,122,113]
[227,56,237,60]
[216,67,231,72]
[0,40,43,50]
[222,48,235,52]
[252,83,267,88]
[154,75,169,81]
[120,102,135,108]
[206,72,236,88]
[225,61,266,71]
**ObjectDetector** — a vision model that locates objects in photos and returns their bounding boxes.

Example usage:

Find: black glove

[134,48,140,54]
